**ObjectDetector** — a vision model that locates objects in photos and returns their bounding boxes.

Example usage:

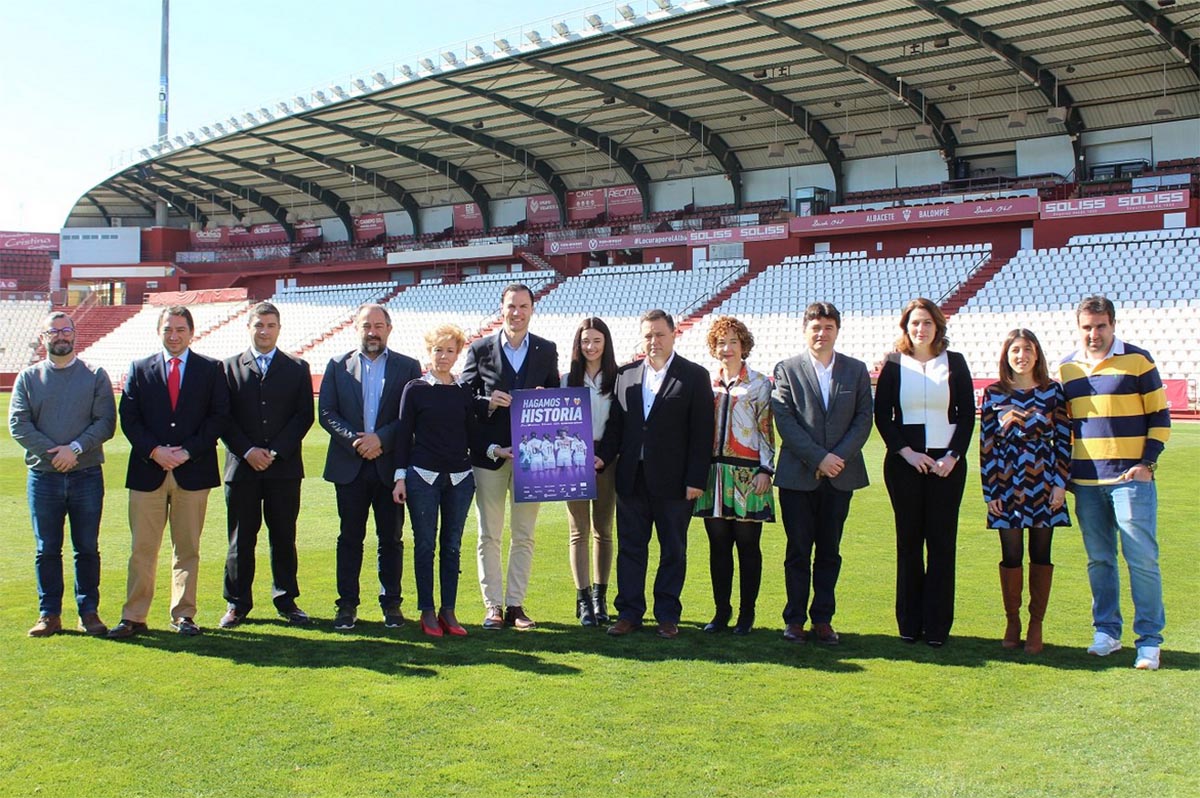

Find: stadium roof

[65,0,1200,238]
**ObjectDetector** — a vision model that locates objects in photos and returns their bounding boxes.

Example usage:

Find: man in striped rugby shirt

[1059,295,1170,671]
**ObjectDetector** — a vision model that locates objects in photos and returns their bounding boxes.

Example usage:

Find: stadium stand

[672,247,992,372]
[0,300,50,372]
[535,261,748,369]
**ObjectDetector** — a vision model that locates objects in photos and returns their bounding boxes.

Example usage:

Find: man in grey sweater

[9,311,116,637]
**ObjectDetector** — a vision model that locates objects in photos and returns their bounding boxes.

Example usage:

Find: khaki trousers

[122,471,210,623]
[566,461,616,589]
[473,461,540,610]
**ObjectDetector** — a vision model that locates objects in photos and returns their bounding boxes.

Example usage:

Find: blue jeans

[407,471,474,612]
[1073,481,1164,647]
[28,466,105,615]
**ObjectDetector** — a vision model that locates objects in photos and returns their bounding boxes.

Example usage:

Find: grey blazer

[770,351,873,492]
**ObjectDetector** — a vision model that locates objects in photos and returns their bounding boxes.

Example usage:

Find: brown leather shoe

[656,621,679,639]
[812,622,840,645]
[107,619,148,639]
[28,614,62,637]
[482,607,505,630]
[78,612,108,636]
[606,618,641,636]
[504,605,536,630]
[783,623,808,642]
[218,608,246,629]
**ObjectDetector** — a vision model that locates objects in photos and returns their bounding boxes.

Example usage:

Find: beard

[49,340,74,356]
[360,336,384,354]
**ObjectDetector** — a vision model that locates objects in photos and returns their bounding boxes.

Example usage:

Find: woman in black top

[874,298,974,647]
[393,324,477,638]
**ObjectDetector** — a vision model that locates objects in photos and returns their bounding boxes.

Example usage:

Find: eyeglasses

[43,328,75,336]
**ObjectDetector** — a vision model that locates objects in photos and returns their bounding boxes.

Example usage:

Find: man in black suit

[771,302,873,645]
[460,283,559,630]
[598,309,714,639]
[319,303,421,631]
[108,305,230,638]
[218,302,315,629]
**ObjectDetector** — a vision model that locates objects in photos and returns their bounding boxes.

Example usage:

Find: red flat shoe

[421,617,444,637]
[439,617,468,637]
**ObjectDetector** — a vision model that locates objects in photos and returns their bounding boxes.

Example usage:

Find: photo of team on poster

[510,387,596,503]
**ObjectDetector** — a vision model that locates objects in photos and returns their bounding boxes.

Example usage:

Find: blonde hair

[424,324,467,351]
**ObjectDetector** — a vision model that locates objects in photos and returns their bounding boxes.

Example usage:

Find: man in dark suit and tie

[108,305,230,638]
[460,283,559,630]
[319,303,421,631]
[771,302,873,644]
[218,302,315,629]
[598,309,714,639]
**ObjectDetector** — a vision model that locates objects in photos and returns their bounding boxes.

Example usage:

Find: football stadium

[1,1,1198,795]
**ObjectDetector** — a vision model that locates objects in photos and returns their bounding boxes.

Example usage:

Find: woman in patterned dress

[694,316,776,635]
[979,328,1071,654]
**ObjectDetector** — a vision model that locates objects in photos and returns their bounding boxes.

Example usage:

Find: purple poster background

[510,387,596,503]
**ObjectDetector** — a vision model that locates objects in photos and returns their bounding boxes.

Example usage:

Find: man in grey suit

[771,302,873,644]
[319,303,422,631]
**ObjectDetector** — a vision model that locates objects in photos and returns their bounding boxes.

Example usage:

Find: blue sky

[0,0,621,233]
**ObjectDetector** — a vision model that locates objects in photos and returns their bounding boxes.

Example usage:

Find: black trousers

[334,462,405,611]
[883,450,967,641]
[778,482,853,626]
[223,477,302,613]
[613,465,692,625]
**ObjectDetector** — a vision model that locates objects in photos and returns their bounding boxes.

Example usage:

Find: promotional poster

[510,387,596,503]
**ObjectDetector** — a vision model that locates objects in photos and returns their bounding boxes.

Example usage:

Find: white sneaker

[1134,646,1161,671]
[1086,631,1122,656]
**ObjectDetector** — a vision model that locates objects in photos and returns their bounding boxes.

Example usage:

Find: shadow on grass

[101,617,1198,675]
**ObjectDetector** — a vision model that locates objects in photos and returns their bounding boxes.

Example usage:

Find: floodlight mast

[155,0,170,226]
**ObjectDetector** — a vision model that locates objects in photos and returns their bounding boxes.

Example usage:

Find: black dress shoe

[703,607,732,634]
[106,619,148,639]
[171,617,202,636]
[277,606,311,626]
[218,608,246,629]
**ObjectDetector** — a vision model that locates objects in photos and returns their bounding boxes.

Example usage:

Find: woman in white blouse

[562,317,619,626]
[874,298,974,647]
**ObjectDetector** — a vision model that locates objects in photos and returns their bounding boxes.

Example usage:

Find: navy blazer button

[170,422,176,427]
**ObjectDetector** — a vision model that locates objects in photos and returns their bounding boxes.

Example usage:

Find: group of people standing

[10,287,1170,669]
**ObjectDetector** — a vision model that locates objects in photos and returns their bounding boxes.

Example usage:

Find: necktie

[168,357,181,410]
[258,355,269,375]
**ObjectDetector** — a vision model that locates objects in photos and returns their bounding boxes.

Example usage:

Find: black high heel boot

[591,583,610,624]
[704,606,732,633]
[732,609,755,635]
[577,588,597,627]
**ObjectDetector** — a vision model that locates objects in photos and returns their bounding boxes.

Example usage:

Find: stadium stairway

[520,251,554,272]
[939,255,1012,317]
[676,262,766,334]
[52,303,142,353]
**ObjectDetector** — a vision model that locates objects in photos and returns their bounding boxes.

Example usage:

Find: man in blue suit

[319,303,421,631]
[108,305,230,638]
[598,309,714,639]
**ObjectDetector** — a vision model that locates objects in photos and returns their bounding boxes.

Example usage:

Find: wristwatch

[1140,461,1157,473]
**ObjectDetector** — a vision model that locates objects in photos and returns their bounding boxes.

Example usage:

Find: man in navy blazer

[108,305,230,639]
[459,283,559,630]
[319,303,421,631]
[598,309,714,639]
[218,302,315,629]
[771,302,873,645]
